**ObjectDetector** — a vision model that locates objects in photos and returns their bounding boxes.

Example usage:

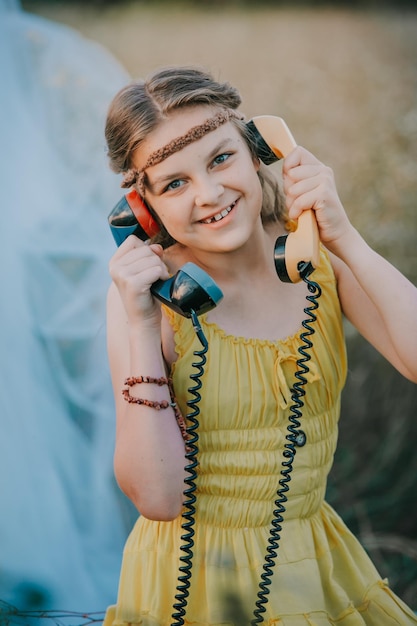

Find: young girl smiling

[103,66,417,625]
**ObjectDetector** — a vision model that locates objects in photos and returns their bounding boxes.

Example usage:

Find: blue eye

[166,179,183,191]
[213,152,231,166]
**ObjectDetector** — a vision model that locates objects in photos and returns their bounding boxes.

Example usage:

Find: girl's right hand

[108,235,170,328]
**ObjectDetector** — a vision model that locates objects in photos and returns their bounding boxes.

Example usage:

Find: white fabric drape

[0,0,136,611]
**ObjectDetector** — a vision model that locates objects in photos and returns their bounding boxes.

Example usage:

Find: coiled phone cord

[170,267,321,626]
[251,263,322,625]
[171,309,208,626]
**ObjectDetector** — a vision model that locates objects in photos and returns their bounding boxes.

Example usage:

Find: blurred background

[1,0,417,621]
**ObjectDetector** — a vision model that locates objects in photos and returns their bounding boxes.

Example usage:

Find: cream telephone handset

[247,115,320,283]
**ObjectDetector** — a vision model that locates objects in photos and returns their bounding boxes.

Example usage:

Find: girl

[103,66,417,625]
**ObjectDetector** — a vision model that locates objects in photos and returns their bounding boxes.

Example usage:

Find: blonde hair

[105,66,286,247]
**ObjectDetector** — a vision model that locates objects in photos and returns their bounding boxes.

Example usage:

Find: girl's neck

[166,221,284,286]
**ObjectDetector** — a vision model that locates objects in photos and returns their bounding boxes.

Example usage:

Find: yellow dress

[104,249,417,625]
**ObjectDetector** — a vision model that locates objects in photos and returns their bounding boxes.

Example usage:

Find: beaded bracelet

[124,375,170,387]
[122,375,189,447]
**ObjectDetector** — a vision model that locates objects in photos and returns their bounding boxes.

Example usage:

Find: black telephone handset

[108,115,320,316]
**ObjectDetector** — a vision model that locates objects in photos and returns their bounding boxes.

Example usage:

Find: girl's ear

[254,156,261,172]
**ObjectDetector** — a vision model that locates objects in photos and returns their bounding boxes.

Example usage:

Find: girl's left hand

[282,146,353,253]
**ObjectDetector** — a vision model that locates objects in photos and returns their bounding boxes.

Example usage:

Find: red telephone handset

[108,190,223,318]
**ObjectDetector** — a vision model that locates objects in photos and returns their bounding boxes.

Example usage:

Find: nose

[194,173,224,207]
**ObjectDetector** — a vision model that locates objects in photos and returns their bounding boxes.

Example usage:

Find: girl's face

[132,106,263,256]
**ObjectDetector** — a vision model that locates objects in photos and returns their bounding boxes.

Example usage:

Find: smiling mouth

[200,201,237,224]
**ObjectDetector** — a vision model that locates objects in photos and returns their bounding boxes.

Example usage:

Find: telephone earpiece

[108,189,160,246]
[108,190,223,318]
[247,116,320,283]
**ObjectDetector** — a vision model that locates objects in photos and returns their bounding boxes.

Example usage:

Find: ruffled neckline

[200,314,304,348]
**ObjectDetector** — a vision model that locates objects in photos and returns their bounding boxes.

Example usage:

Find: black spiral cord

[171,309,208,626]
[251,263,322,625]
[170,265,321,626]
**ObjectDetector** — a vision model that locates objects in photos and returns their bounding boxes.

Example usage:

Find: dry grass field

[21,0,417,612]
[24,1,417,281]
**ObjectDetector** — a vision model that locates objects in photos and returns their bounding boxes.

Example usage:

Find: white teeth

[202,202,235,224]
[214,210,227,221]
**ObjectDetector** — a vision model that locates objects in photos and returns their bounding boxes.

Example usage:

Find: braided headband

[121,109,243,194]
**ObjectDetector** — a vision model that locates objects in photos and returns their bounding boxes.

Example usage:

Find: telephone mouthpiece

[152,263,223,318]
